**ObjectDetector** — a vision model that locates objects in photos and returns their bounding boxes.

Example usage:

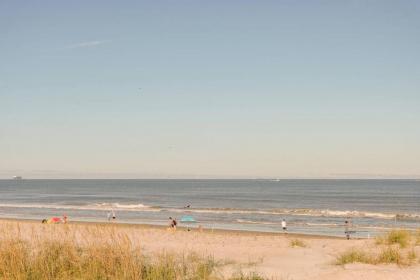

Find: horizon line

[1,177,419,180]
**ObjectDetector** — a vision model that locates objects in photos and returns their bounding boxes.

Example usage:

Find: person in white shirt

[107,209,116,222]
[281,219,287,233]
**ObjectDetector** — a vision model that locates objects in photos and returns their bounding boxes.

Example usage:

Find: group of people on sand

[39,208,353,240]
[169,217,177,230]
[42,214,68,224]
[103,208,179,231]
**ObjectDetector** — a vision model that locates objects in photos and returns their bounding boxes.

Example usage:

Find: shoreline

[0,217,347,240]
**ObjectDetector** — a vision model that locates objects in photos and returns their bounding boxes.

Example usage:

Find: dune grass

[229,272,267,280]
[337,229,420,266]
[336,247,410,266]
[335,248,372,265]
[376,247,403,265]
[0,222,266,280]
[375,230,411,248]
[289,239,307,248]
[407,250,417,264]
[416,230,420,246]
[0,238,217,279]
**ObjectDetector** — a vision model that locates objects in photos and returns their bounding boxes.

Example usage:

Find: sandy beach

[3,1,420,279]
[1,218,419,279]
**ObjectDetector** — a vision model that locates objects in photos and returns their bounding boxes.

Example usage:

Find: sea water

[0,179,419,237]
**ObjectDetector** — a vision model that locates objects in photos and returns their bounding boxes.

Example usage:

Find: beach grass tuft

[229,271,267,280]
[335,248,372,265]
[289,239,307,248]
[375,230,411,248]
[415,229,420,246]
[336,243,419,266]
[407,249,417,264]
[376,247,403,265]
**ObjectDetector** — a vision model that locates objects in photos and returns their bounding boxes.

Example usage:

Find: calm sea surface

[0,179,419,237]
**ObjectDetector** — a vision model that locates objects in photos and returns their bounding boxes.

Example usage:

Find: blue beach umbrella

[181,215,196,223]
[180,215,196,230]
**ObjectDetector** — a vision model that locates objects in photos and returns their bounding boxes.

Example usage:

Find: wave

[395,213,420,221]
[0,203,160,212]
[0,203,419,220]
[305,222,340,227]
[93,203,150,209]
[235,220,392,230]
[171,207,416,220]
[236,219,277,225]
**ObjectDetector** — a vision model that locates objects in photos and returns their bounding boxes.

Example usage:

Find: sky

[1,1,419,179]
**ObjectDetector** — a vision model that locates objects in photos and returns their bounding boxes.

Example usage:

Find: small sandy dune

[0,219,419,279]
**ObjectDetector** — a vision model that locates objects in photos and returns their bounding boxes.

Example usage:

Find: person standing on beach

[281,219,287,233]
[108,209,116,222]
[344,219,350,240]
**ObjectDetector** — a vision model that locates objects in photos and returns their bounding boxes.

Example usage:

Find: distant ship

[13,176,22,180]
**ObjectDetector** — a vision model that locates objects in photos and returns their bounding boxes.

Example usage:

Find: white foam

[0,203,160,212]
[94,202,150,209]
[236,219,277,225]
[0,203,418,220]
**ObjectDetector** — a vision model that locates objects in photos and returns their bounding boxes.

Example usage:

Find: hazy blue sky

[1,1,419,178]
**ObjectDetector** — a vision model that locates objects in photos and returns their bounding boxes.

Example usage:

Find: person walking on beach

[281,219,287,233]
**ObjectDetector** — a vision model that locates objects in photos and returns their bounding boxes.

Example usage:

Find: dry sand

[1,218,419,279]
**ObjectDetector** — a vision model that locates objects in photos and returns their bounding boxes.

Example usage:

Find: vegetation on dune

[229,272,267,280]
[407,250,417,264]
[336,246,415,266]
[375,230,411,248]
[0,222,267,280]
[289,239,307,248]
[335,248,372,265]
[337,229,420,266]
[376,247,403,265]
[416,229,420,246]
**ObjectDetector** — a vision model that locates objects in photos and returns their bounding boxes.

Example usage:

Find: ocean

[0,179,419,237]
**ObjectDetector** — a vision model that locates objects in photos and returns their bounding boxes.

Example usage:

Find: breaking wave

[0,203,160,212]
[0,203,419,220]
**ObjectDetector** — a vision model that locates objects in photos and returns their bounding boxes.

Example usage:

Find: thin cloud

[65,40,109,49]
